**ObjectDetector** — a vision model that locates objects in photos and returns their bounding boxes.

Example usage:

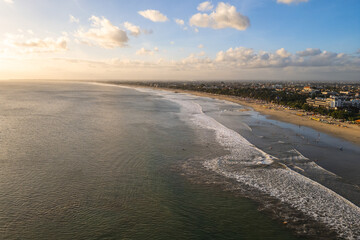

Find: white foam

[155,88,360,239]
[95,83,360,239]
[285,149,339,177]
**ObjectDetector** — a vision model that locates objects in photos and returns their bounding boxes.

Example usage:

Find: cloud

[198,44,204,48]
[197,1,214,12]
[138,10,168,22]
[136,47,159,56]
[3,0,13,4]
[198,51,206,57]
[277,0,309,4]
[142,29,154,35]
[53,57,166,71]
[123,22,141,36]
[76,16,128,49]
[3,33,68,53]
[189,2,250,31]
[69,15,79,23]
[214,47,360,68]
[276,48,291,58]
[136,48,153,56]
[175,19,188,30]
[175,19,184,26]
[179,53,212,67]
[46,46,360,81]
[297,48,321,57]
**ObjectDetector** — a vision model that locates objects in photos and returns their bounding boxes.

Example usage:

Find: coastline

[93,82,360,239]
[143,86,360,146]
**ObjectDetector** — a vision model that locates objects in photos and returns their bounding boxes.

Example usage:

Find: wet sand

[151,87,360,146]
[100,83,360,239]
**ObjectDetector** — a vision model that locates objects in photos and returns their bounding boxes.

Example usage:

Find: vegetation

[165,84,360,121]
[109,81,360,122]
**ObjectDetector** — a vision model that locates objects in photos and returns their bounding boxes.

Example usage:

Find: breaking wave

[159,90,360,240]
[99,83,360,239]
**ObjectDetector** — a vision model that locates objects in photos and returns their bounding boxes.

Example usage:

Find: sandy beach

[143,87,360,146]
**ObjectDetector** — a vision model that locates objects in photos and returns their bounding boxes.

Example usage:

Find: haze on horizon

[0,0,359,81]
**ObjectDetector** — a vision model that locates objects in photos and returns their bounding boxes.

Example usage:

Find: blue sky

[0,0,359,80]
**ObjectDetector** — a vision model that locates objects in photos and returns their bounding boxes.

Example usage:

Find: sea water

[0,81,303,240]
[125,85,360,239]
[0,81,359,239]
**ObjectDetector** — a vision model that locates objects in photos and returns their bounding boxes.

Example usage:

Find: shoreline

[92,82,360,239]
[141,86,360,146]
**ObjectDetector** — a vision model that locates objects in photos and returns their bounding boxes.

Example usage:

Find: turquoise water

[0,82,302,239]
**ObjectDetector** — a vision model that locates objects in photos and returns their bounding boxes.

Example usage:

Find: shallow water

[0,82,303,239]
[194,98,360,206]
[121,85,360,239]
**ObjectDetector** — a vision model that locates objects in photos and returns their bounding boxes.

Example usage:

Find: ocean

[0,81,359,239]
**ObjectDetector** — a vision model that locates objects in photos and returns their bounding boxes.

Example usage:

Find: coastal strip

[92,82,360,239]
[143,87,360,146]
[92,82,360,146]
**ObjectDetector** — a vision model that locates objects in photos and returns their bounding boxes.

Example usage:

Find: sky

[0,0,359,81]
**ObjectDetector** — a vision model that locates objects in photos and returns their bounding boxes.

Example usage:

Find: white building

[327,98,343,108]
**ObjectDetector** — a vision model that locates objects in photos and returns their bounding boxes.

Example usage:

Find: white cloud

[197,1,214,12]
[297,48,321,57]
[27,29,34,35]
[3,33,68,53]
[3,0,14,4]
[214,47,359,68]
[76,16,128,49]
[69,15,80,23]
[175,19,185,26]
[175,19,187,30]
[136,47,157,56]
[138,10,168,22]
[170,41,175,45]
[277,0,309,4]
[123,22,141,36]
[177,53,213,71]
[45,47,360,81]
[190,2,250,31]
[198,44,204,49]
[276,48,291,58]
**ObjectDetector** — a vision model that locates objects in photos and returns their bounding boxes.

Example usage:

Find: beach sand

[148,87,360,146]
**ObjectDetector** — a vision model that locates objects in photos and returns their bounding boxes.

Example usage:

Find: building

[327,98,343,108]
[303,86,320,94]
[306,97,355,109]
[306,98,330,108]
[340,91,354,96]
[321,91,338,96]
[350,99,360,108]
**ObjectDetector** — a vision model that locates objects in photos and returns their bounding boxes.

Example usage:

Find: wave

[158,90,360,240]
[96,83,360,239]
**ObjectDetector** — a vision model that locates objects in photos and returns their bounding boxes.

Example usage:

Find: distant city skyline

[0,0,359,81]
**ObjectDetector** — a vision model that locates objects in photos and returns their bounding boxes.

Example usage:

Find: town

[112,81,360,123]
